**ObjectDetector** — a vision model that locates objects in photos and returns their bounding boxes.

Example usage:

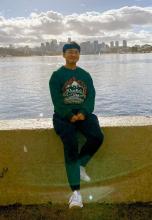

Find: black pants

[53,111,104,191]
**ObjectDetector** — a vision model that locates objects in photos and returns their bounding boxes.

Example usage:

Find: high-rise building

[80,41,91,54]
[93,40,99,53]
[9,44,14,49]
[115,41,119,48]
[110,41,114,48]
[68,37,71,43]
[45,42,50,51]
[123,40,127,47]
[41,43,46,53]
[101,42,106,48]
[58,41,66,51]
[100,42,109,53]
[50,39,58,52]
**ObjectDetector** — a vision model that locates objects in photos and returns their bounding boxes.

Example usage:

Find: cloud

[0,6,152,46]
[66,6,152,33]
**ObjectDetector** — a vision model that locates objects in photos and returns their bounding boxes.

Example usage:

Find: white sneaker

[80,165,91,182]
[69,190,83,208]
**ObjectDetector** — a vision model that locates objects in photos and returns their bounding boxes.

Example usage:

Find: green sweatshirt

[49,65,95,120]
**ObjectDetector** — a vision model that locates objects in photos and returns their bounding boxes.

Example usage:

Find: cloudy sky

[0,0,152,47]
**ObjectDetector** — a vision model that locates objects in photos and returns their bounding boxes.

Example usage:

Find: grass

[0,202,151,220]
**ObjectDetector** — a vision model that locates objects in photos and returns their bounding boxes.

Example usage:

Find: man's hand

[70,115,79,123]
[70,113,85,123]
[76,113,85,120]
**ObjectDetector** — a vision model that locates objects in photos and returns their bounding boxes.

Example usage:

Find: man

[49,41,104,209]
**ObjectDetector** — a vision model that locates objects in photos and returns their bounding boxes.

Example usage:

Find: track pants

[53,111,104,191]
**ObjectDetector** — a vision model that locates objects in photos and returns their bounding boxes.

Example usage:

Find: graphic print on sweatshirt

[62,77,87,104]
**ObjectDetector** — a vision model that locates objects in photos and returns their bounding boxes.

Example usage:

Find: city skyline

[1,38,151,57]
[9,38,129,48]
[0,1,152,47]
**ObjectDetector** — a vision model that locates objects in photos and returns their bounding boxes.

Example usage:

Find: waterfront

[0,53,152,120]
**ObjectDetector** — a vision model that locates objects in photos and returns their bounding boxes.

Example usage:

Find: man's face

[63,48,80,64]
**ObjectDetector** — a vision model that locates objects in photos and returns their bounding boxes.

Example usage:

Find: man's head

[63,41,80,65]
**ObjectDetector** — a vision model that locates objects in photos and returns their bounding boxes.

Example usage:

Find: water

[0,53,152,120]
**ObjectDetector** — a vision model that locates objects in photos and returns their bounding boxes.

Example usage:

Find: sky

[0,0,152,47]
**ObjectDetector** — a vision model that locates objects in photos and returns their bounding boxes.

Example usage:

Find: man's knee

[94,132,104,148]
[99,132,104,145]
[87,133,104,157]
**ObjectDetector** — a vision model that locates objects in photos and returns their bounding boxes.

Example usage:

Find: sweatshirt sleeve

[49,71,74,120]
[78,73,96,116]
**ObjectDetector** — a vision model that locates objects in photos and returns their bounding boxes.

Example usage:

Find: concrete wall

[0,116,152,205]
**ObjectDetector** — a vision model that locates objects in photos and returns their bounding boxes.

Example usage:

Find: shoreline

[0,51,152,58]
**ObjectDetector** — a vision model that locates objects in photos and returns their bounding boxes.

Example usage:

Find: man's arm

[78,74,96,117]
[49,71,74,120]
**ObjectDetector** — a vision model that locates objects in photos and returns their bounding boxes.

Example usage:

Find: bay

[0,53,152,120]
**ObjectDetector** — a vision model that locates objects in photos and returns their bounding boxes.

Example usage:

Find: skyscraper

[123,40,127,47]
[68,37,71,43]
[115,41,119,48]
[93,40,99,53]
[110,41,114,48]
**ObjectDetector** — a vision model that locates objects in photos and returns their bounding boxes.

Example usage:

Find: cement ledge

[0,116,152,205]
[0,116,152,130]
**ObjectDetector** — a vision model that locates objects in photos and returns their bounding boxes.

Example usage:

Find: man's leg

[77,113,104,167]
[53,113,80,191]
